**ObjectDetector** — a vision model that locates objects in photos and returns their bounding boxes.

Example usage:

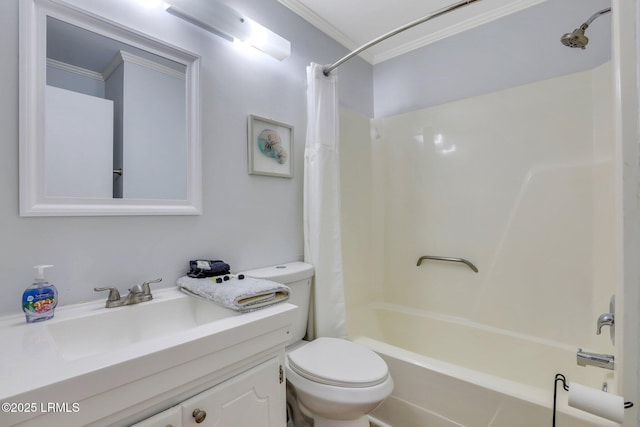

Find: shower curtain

[303,63,347,339]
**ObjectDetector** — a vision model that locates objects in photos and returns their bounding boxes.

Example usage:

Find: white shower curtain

[303,63,347,339]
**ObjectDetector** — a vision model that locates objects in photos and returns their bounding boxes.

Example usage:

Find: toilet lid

[287,337,389,388]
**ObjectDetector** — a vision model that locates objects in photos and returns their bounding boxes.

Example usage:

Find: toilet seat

[287,337,389,388]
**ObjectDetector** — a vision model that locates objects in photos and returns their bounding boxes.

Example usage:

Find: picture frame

[248,115,293,178]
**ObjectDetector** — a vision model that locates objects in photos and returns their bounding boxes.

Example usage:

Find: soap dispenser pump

[22,265,58,323]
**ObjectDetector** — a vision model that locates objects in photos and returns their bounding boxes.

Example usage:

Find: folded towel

[177,275,290,312]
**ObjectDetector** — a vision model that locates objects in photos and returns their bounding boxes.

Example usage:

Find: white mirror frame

[19,0,202,216]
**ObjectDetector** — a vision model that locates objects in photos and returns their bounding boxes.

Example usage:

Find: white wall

[343,63,615,353]
[373,0,611,118]
[0,0,373,315]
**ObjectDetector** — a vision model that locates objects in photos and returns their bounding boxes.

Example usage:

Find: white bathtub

[348,303,618,427]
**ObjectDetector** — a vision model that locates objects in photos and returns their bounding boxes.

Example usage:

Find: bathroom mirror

[19,0,201,216]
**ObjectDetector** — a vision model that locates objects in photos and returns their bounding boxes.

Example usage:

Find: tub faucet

[576,348,614,370]
[596,312,614,335]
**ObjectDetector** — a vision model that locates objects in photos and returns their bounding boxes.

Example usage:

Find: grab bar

[416,256,479,273]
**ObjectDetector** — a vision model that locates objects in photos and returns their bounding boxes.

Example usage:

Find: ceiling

[277,0,611,64]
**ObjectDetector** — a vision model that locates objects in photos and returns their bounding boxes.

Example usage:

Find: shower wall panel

[347,62,615,351]
[339,106,384,315]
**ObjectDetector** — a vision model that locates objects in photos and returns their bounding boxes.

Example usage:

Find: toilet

[243,262,393,427]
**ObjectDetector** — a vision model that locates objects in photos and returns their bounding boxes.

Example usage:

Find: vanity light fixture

[165,0,291,60]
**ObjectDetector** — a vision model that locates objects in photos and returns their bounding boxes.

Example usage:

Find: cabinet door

[130,405,181,427]
[181,357,285,427]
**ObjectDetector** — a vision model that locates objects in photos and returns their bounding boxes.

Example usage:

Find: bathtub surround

[303,63,347,339]
[372,64,615,347]
[336,0,640,422]
[340,61,619,425]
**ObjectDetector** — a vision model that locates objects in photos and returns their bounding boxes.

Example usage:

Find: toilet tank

[241,262,313,345]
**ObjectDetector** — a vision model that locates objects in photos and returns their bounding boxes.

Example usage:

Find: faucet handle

[94,287,121,303]
[596,312,614,335]
[140,278,162,296]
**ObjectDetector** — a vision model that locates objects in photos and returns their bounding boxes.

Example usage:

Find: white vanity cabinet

[0,288,297,427]
[130,406,181,427]
[131,356,285,427]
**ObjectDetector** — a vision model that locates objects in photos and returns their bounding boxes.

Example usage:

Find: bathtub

[348,303,618,427]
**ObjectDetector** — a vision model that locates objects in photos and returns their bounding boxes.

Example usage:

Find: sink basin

[0,285,297,426]
[46,290,239,360]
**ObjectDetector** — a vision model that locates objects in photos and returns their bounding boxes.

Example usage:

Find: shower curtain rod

[322,0,482,76]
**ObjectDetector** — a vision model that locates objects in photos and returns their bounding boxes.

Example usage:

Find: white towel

[177,276,290,312]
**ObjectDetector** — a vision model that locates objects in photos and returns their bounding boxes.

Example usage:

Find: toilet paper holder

[553,373,633,426]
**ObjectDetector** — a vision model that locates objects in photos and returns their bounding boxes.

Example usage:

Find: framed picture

[248,115,293,178]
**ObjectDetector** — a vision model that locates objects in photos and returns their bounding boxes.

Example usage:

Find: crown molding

[278,0,373,64]
[279,0,546,66]
[373,0,547,64]
[46,58,104,81]
[102,50,186,81]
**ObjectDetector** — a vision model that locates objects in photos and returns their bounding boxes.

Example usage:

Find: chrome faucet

[596,312,614,335]
[576,348,615,370]
[597,296,616,345]
[596,313,614,335]
[94,278,162,308]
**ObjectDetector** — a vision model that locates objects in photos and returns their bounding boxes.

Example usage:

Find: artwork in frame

[248,115,293,178]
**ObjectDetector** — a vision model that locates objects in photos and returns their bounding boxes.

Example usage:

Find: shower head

[561,24,589,49]
[560,7,611,50]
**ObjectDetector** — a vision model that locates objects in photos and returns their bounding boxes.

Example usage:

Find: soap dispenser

[22,265,58,323]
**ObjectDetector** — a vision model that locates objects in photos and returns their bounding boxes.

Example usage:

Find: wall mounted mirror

[19,0,201,216]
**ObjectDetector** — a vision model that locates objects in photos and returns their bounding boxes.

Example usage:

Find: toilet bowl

[242,262,394,427]
[285,337,393,427]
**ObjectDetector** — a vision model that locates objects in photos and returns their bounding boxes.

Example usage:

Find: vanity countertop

[0,287,296,424]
